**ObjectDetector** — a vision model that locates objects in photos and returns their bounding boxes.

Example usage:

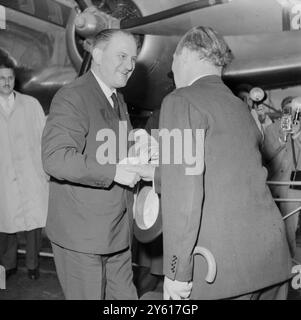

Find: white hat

[133,186,162,243]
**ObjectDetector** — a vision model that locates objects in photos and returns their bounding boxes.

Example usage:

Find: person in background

[258,96,301,258]
[236,84,274,139]
[42,29,140,300]
[0,50,48,280]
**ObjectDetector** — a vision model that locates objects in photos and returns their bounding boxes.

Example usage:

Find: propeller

[73,0,92,76]
[72,0,230,76]
[121,0,230,35]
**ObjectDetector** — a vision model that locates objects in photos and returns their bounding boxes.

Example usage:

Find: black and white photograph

[0,0,301,307]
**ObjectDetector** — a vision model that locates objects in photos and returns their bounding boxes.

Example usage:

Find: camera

[280,97,301,142]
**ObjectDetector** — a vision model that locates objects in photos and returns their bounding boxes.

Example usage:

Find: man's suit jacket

[42,71,134,254]
[159,75,292,299]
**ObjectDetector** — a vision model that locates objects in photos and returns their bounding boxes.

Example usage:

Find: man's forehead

[0,68,14,75]
[107,33,137,51]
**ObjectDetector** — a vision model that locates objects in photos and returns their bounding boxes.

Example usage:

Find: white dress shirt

[91,70,116,108]
[0,92,15,116]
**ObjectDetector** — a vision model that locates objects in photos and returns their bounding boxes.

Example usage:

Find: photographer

[259,96,301,258]
[237,86,274,140]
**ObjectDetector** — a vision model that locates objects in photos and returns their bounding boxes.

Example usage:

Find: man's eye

[119,54,126,59]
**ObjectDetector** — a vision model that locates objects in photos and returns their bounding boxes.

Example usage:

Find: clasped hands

[114,129,158,188]
[114,161,156,188]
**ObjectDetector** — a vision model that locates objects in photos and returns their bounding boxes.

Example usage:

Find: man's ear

[92,47,102,64]
[182,47,193,65]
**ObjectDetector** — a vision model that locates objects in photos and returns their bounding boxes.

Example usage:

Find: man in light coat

[260,96,301,258]
[0,51,48,280]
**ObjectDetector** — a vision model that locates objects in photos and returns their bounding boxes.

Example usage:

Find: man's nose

[124,58,134,71]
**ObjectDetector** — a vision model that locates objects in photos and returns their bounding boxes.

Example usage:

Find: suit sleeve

[32,97,49,181]
[41,88,116,187]
[154,166,161,194]
[160,93,207,282]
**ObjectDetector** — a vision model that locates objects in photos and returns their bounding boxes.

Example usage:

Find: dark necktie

[111,93,121,120]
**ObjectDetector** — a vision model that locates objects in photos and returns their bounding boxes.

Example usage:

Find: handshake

[114,129,159,188]
[114,161,157,188]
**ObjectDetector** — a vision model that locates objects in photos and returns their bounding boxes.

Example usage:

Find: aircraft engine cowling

[65,0,178,111]
[66,0,144,72]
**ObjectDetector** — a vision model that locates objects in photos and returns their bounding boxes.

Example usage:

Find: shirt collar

[0,91,15,107]
[0,92,15,116]
[189,73,220,86]
[91,70,116,100]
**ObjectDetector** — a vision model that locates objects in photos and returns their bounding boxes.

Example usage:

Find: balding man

[135,26,292,300]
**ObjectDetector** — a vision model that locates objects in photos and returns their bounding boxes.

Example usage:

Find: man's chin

[0,90,13,96]
[115,80,129,88]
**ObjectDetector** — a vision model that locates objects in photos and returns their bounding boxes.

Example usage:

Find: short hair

[0,49,16,74]
[281,96,295,109]
[175,26,233,67]
[93,28,140,51]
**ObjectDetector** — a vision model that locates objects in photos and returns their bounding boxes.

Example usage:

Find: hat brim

[133,186,162,243]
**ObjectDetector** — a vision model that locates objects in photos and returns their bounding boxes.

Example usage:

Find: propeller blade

[73,0,94,76]
[121,0,230,35]
[73,0,90,11]
[78,51,92,76]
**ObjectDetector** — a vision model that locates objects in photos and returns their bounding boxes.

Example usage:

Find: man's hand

[256,104,267,123]
[128,129,159,164]
[163,276,192,300]
[114,163,140,188]
[127,164,156,182]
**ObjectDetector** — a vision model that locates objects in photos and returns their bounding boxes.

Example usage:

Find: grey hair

[175,26,233,67]
[281,96,296,109]
[93,28,140,50]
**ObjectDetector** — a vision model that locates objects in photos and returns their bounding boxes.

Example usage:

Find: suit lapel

[84,71,133,154]
[85,71,120,133]
[116,92,132,132]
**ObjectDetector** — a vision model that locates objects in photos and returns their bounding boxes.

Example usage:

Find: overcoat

[159,76,292,299]
[0,91,48,233]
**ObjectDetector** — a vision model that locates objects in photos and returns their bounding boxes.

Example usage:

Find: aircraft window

[45,0,63,25]
[18,0,35,15]
[0,0,35,14]
[1,0,71,27]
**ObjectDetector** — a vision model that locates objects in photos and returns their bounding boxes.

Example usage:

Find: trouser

[51,242,138,300]
[0,228,42,270]
[133,235,163,276]
[280,188,301,257]
[230,280,289,300]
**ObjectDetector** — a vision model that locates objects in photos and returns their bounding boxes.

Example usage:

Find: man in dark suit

[42,29,140,300]
[135,26,292,300]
